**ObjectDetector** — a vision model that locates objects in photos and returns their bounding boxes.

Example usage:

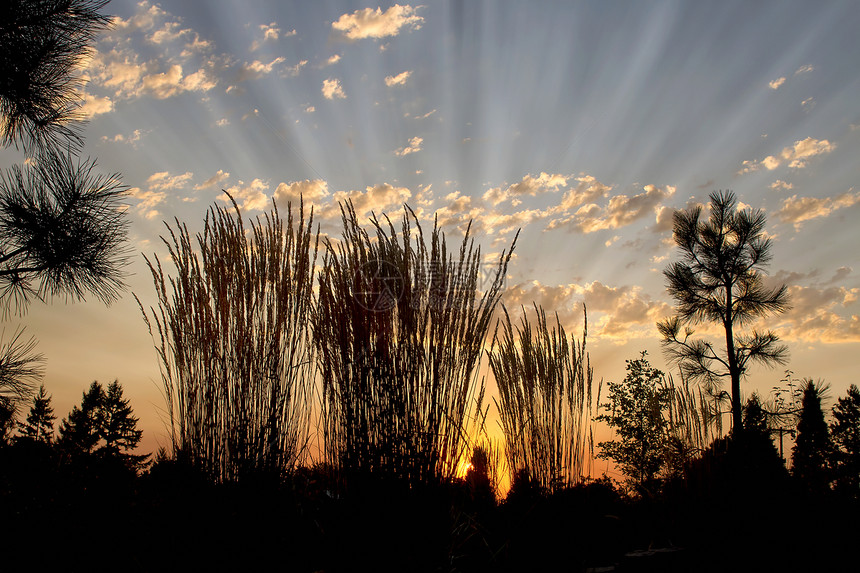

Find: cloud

[776,284,860,343]
[222,179,270,211]
[395,136,423,156]
[147,171,193,191]
[770,180,793,191]
[326,54,342,65]
[432,191,485,233]
[238,57,286,81]
[738,137,835,173]
[795,64,814,75]
[483,172,571,205]
[774,190,860,230]
[305,105,315,113]
[801,96,815,110]
[100,129,144,146]
[79,93,114,117]
[327,183,412,219]
[149,21,191,45]
[128,187,166,220]
[251,22,289,51]
[501,280,672,342]
[322,78,346,99]
[385,70,412,86]
[194,169,230,190]
[769,77,786,90]
[332,5,423,40]
[546,185,676,234]
[111,1,166,33]
[273,179,330,204]
[284,60,308,77]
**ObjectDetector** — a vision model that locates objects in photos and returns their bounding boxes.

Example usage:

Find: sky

[2,0,859,465]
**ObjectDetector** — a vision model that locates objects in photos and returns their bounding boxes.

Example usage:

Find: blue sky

[3,0,859,460]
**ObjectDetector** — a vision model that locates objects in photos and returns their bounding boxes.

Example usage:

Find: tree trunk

[724,280,743,437]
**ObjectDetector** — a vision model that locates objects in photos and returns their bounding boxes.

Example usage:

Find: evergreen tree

[595,351,671,495]
[658,191,790,435]
[58,380,103,454]
[99,380,142,455]
[58,380,146,469]
[18,384,54,442]
[791,379,832,493]
[830,384,860,496]
[739,394,786,476]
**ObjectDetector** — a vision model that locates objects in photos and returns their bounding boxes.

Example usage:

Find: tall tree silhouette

[18,383,55,442]
[99,379,142,455]
[830,384,860,496]
[657,191,790,435]
[0,0,111,152]
[58,380,102,454]
[791,379,832,493]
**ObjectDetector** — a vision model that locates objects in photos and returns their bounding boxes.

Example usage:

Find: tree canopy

[0,0,111,153]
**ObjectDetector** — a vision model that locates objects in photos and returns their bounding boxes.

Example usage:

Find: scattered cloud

[332,5,423,40]
[284,60,308,77]
[101,129,144,146]
[801,96,815,110]
[327,183,412,219]
[79,93,114,117]
[239,57,286,81]
[128,187,165,220]
[769,77,786,90]
[385,70,412,86]
[147,171,193,191]
[795,64,814,75]
[395,136,423,156]
[322,78,346,99]
[738,137,835,173]
[483,172,570,205]
[502,280,671,342]
[194,169,230,190]
[305,105,315,113]
[222,179,270,211]
[149,21,191,45]
[776,284,860,343]
[775,189,860,230]
[546,185,676,234]
[273,179,330,204]
[251,22,293,50]
[770,180,793,191]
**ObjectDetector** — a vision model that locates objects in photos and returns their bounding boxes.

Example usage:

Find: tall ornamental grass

[489,304,593,493]
[314,202,515,490]
[138,197,318,482]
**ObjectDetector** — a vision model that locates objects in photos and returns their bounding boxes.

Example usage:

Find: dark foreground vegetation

[2,433,858,572]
